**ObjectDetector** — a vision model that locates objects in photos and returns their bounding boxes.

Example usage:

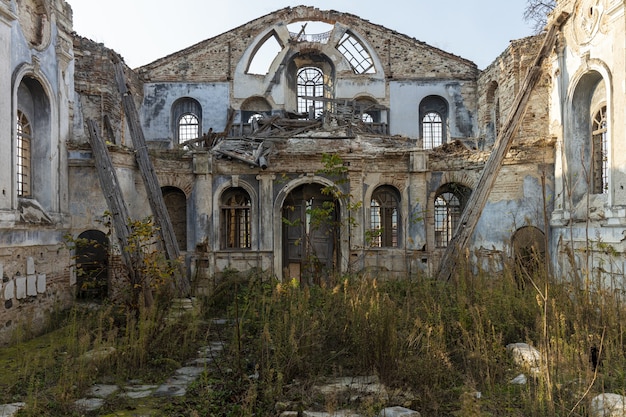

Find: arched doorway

[512,226,546,285]
[76,230,109,300]
[282,183,339,285]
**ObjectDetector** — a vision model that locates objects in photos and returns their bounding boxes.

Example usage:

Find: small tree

[523,0,557,33]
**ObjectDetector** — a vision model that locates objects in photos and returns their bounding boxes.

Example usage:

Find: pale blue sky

[68,0,537,70]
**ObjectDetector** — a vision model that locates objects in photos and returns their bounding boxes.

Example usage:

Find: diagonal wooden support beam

[112,56,190,295]
[437,11,570,281]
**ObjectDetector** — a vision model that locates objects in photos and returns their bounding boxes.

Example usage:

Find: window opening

[16,110,32,197]
[297,67,325,117]
[221,188,251,249]
[287,21,333,43]
[435,191,462,248]
[337,32,375,74]
[178,113,199,144]
[369,187,399,247]
[248,33,282,75]
[592,105,608,194]
[423,112,443,149]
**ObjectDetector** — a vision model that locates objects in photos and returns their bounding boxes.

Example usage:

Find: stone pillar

[0,4,16,213]
[256,173,275,253]
[193,152,212,248]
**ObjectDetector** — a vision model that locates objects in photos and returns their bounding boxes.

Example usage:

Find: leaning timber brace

[112,55,190,295]
[436,11,570,281]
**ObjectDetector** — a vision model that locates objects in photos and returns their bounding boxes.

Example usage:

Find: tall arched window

[221,188,251,249]
[434,184,471,248]
[297,67,325,117]
[369,186,400,247]
[16,110,32,197]
[178,113,199,144]
[420,96,448,149]
[592,105,608,194]
[172,98,202,145]
[422,112,443,149]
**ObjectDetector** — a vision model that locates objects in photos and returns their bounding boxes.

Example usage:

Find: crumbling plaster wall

[548,0,626,282]
[0,0,75,344]
[141,82,229,144]
[137,6,479,141]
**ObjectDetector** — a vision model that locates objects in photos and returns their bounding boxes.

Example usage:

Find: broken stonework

[15,277,26,300]
[3,280,14,301]
[26,275,37,297]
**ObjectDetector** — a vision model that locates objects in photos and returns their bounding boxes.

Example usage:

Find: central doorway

[282,183,340,285]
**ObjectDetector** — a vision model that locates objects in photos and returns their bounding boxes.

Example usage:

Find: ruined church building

[0,0,622,342]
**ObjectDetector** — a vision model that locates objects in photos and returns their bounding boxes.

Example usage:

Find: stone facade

[0,0,623,343]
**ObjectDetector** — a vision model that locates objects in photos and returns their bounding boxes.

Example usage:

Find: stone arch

[564,61,612,206]
[156,173,194,197]
[13,66,57,212]
[75,230,109,300]
[274,176,348,281]
[213,178,258,251]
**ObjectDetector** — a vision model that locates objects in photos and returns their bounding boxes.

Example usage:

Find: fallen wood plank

[113,56,190,295]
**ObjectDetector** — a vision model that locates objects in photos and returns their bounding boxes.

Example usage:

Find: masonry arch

[213,178,258,251]
[75,230,109,300]
[564,63,612,207]
[419,95,449,149]
[274,177,347,283]
[13,67,56,213]
[172,97,202,145]
[287,52,335,117]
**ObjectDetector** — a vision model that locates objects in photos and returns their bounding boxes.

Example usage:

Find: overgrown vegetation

[3,257,626,416]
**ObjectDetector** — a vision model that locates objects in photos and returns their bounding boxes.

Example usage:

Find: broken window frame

[297,66,325,117]
[177,113,200,144]
[434,184,471,248]
[434,192,460,248]
[337,31,375,74]
[369,186,399,248]
[591,105,608,194]
[16,110,32,197]
[221,188,252,250]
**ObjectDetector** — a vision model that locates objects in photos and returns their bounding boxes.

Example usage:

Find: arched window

[16,110,32,197]
[420,96,448,149]
[434,184,471,248]
[592,105,608,194]
[172,98,202,145]
[369,186,400,247]
[178,113,199,144]
[337,31,375,74]
[422,112,443,149]
[297,67,325,117]
[221,188,251,249]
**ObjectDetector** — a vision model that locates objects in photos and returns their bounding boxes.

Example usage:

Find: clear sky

[68,0,537,70]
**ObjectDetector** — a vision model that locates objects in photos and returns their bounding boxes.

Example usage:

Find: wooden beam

[112,57,190,295]
[86,119,137,289]
[436,11,570,281]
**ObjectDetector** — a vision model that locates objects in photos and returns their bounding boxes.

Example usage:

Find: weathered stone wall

[477,35,549,148]
[72,35,143,146]
[138,6,478,83]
